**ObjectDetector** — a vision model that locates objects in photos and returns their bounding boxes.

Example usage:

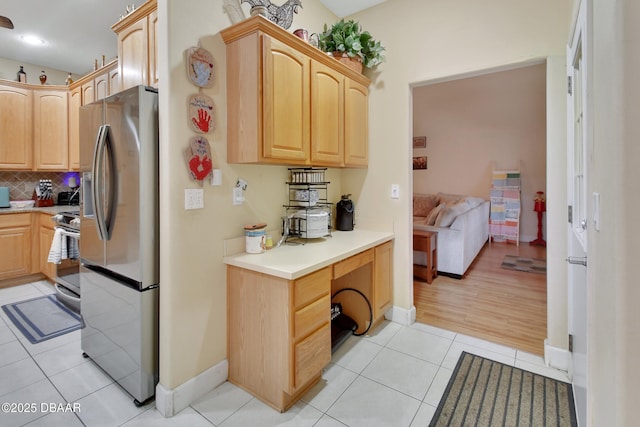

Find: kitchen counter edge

[223,229,394,280]
[0,206,79,215]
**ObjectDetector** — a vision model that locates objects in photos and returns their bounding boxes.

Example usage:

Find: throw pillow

[435,200,471,227]
[426,203,445,225]
[464,197,486,208]
[413,194,439,217]
[436,192,463,205]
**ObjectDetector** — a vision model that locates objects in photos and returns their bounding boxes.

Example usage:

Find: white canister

[245,228,266,254]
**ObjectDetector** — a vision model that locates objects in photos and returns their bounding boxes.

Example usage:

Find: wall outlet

[185,188,204,210]
[391,184,400,199]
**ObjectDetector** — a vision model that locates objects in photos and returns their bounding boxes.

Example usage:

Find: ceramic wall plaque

[186,46,215,88]
[188,94,215,133]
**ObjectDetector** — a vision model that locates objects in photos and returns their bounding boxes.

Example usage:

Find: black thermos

[336,194,354,231]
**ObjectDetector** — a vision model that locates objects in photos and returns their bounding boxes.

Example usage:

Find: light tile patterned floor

[0,281,570,426]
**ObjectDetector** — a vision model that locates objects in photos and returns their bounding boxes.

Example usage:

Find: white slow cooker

[293,209,329,238]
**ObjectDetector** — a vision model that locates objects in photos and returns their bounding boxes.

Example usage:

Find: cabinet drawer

[333,248,373,279]
[294,266,331,309]
[0,213,32,228]
[294,294,330,339]
[294,323,331,389]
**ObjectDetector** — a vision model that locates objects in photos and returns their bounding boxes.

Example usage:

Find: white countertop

[0,205,78,215]
[223,229,394,280]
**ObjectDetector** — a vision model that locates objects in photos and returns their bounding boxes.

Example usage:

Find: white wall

[412,63,547,242]
[157,0,340,392]
[587,0,640,424]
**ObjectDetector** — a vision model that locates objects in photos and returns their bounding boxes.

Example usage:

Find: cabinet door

[68,87,81,170]
[109,66,121,95]
[0,85,32,170]
[39,223,56,281]
[0,215,32,280]
[81,80,95,105]
[118,17,148,91]
[344,78,369,167]
[95,71,109,101]
[262,36,310,163]
[33,90,69,170]
[373,241,393,319]
[310,61,344,166]
[148,10,158,88]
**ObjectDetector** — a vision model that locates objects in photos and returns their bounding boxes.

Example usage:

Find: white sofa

[413,193,489,278]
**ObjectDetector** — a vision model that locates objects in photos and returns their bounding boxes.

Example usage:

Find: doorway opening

[410,62,548,355]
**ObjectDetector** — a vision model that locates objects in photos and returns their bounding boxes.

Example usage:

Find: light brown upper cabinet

[0,83,32,170]
[68,86,81,170]
[344,79,369,167]
[33,88,69,170]
[221,16,370,167]
[112,0,158,91]
[310,61,344,166]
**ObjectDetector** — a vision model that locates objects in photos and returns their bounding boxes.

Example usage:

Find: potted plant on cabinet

[317,19,386,73]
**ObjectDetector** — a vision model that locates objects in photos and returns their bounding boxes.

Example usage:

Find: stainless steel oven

[51,211,81,312]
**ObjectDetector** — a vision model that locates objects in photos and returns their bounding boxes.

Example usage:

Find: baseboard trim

[385,305,416,326]
[544,339,570,372]
[156,359,228,417]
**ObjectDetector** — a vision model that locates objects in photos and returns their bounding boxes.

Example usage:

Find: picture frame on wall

[413,156,427,170]
[413,136,427,148]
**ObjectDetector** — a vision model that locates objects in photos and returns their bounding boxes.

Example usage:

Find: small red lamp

[530,191,546,247]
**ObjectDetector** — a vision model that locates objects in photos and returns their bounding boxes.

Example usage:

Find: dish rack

[282,168,332,244]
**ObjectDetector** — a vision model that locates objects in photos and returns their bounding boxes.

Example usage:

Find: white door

[567,1,588,425]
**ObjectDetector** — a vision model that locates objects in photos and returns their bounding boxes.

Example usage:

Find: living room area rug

[501,254,547,275]
[1,295,82,344]
[430,352,577,427]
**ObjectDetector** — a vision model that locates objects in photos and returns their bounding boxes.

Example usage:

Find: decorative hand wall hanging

[240,0,302,29]
[186,46,215,88]
[188,94,215,133]
[185,136,214,182]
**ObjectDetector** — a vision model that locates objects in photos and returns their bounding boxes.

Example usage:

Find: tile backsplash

[0,171,76,202]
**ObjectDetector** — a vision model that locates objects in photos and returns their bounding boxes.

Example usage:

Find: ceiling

[319,0,387,18]
[0,0,383,77]
[0,0,143,76]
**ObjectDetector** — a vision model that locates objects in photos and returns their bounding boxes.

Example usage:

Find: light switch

[593,192,600,231]
[211,169,222,186]
[233,187,244,205]
[391,184,400,199]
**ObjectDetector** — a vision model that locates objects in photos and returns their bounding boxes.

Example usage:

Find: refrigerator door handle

[103,124,118,241]
[92,125,108,241]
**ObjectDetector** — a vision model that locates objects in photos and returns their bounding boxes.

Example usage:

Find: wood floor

[414,241,547,355]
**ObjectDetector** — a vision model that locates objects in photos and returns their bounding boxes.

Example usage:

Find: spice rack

[282,168,332,244]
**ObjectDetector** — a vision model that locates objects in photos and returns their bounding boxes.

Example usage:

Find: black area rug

[430,352,577,427]
[2,295,82,344]
[501,255,547,275]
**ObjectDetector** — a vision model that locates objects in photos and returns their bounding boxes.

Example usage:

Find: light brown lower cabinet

[226,240,393,411]
[227,265,332,412]
[38,213,57,281]
[0,214,32,280]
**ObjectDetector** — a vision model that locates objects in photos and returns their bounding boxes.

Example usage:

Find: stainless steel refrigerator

[79,85,159,405]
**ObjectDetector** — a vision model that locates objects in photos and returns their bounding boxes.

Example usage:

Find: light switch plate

[391,184,400,199]
[211,169,222,186]
[185,188,204,210]
[233,187,244,205]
